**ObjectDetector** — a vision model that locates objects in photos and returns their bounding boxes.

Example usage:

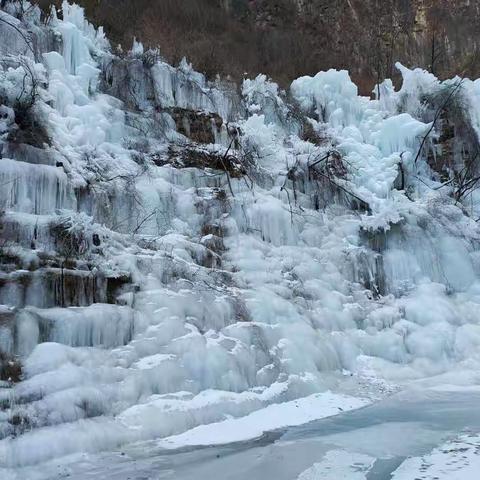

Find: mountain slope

[36,0,480,93]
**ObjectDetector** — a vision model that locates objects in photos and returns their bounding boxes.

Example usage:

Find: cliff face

[38,0,480,93]
[3,0,480,475]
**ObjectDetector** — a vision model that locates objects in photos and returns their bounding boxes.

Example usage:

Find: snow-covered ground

[156,391,369,449]
[392,433,480,480]
[299,433,480,480]
[3,386,478,480]
[2,1,480,477]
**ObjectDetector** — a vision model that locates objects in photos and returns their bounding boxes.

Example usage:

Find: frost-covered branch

[413,79,464,165]
[452,150,480,202]
[0,14,34,55]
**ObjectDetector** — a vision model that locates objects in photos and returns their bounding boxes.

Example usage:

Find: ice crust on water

[296,433,480,480]
[297,450,375,480]
[391,433,480,480]
[1,1,480,471]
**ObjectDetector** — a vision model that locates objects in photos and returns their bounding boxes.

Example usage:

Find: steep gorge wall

[37,0,480,94]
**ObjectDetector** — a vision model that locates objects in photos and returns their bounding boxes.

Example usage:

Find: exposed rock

[168,107,223,144]
[162,145,246,178]
[0,351,21,383]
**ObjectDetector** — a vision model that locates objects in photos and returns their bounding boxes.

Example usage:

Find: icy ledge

[157,391,369,449]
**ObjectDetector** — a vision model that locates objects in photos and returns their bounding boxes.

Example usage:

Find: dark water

[46,388,480,480]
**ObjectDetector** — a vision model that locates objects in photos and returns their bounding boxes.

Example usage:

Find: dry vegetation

[35,0,480,94]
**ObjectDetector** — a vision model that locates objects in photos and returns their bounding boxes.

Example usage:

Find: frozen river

[28,387,480,480]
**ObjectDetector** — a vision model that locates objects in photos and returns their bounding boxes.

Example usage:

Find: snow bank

[157,392,369,448]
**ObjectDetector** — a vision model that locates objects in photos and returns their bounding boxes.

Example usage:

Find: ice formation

[1,1,480,475]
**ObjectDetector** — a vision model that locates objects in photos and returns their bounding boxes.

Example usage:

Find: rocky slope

[36,0,480,94]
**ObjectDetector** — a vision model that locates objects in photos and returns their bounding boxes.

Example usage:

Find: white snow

[133,353,176,370]
[392,433,480,480]
[157,392,369,448]
[297,450,375,480]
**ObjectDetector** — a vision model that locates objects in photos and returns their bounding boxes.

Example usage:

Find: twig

[0,16,35,56]
[414,80,464,165]
[133,209,158,234]
[219,137,236,198]
[308,152,331,169]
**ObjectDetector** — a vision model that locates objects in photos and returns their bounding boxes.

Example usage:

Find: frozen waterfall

[1,1,480,477]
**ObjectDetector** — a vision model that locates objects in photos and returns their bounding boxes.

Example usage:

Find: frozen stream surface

[7,386,480,479]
